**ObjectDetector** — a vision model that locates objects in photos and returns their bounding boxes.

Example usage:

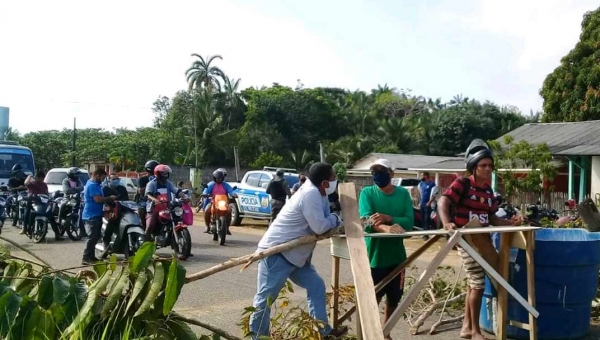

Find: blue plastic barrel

[480,228,600,339]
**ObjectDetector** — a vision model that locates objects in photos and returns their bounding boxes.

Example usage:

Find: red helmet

[154,164,172,179]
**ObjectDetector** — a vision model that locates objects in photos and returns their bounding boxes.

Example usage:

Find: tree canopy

[541,7,600,122]
[12,53,535,172]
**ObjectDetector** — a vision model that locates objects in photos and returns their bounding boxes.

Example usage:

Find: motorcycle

[16,191,28,228]
[7,192,19,226]
[496,203,520,220]
[206,194,230,246]
[56,192,85,241]
[26,194,54,243]
[153,195,193,259]
[96,201,146,259]
[0,186,9,232]
[526,204,559,227]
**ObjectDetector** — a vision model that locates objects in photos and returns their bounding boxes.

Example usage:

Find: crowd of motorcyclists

[2,160,208,265]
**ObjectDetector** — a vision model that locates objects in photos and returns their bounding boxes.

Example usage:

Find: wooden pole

[526,231,538,340]
[331,256,340,329]
[185,228,339,283]
[339,183,384,340]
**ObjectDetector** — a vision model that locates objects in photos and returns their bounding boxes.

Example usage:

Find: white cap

[369,159,393,171]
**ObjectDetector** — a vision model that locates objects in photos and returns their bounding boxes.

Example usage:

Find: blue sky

[0,0,598,134]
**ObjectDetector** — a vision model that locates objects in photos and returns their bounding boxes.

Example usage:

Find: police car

[230,167,300,226]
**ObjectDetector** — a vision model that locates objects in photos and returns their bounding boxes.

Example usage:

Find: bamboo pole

[185,228,340,283]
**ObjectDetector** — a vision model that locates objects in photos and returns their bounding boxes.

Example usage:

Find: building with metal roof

[495,120,600,203]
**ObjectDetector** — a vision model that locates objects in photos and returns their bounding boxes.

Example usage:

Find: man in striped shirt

[438,139,522,340]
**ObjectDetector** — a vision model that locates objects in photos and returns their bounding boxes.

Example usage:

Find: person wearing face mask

[81,168,117,265]
[358,159,414,340]
[249,162,347,339]
[103,174,129,201]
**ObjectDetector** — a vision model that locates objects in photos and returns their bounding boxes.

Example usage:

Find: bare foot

[471,332,488,340]
[460,327,472,339]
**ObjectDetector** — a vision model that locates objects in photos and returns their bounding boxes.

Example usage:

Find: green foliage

[0,242,194,340]
[489,135,558,200]
[333,162,347,183]
[250,151,285,169]
[541,8,600,122]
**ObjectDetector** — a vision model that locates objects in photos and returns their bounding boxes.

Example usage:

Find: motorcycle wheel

[66,216,82,241]
[212,219,219,241]
[173,228,192,260]
[125,233,145,260]
[219,215,227,246]
[32,219,48,243]
[11,210,18,227]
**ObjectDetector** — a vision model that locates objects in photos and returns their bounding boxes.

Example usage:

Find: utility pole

[71,117,77,167]
[233,146,241,181]
[319,142,325,163]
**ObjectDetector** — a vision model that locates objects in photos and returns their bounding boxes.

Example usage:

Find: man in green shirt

[358,159,414,339]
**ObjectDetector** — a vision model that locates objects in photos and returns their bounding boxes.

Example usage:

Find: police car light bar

[262,167,298,173]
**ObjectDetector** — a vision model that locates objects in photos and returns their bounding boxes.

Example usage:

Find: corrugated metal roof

[412,159,466,170]
[498,120,600,156]
[351,153,463,170]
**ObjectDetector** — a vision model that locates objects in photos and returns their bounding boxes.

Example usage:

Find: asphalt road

[2,218,600,340]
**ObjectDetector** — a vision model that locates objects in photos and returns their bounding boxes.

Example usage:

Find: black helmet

[212,170,225,181]
[216,168,227,178]
[67,167,81,180]
[11,164,23,177]
[465,139,493,172]
[494,193,504,205]
[144,160,159,174]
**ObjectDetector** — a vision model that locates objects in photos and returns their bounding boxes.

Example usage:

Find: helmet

[212,170,225,181]
[216,168,227,178]
[465,139,493,172]
[154,164,172,179]
[67,167,81,179]
[145,160,159,174]
[11,164,23,177]
[494,193,504,205]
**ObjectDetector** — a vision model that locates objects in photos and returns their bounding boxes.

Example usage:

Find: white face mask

[325,180,337,196]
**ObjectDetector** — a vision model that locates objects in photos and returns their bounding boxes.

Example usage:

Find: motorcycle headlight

[217,200,227,209]
[70,199,77,205]
[40,197,49,204]
[174,207,183,216]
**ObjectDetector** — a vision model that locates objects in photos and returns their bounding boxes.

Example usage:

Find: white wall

[591,156,600,201]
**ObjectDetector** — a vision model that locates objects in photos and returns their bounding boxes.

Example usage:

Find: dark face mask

[373,170,391,188]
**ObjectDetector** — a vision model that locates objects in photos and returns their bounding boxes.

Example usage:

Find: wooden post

[496,232,512,340]
[526,231,538,340]
[331,256,340,329]
[339,183,384,340]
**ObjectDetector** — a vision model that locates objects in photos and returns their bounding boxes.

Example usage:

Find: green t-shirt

[358,185,414,268]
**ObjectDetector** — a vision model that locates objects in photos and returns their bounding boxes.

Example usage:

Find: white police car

[230,167,300,226]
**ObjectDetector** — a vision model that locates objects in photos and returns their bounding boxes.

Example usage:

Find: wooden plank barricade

[332,182,539,340]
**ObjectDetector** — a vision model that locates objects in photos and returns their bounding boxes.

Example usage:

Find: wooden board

[333,225,541,238]
[458,238,539,318]
[338,182,384,340]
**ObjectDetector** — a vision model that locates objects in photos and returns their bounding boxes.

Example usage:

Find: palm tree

[185,54,226,91]
[222,75,244,128]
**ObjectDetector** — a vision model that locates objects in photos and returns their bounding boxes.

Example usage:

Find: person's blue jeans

[249,253,331,339]
[83,216,102,260]
[420,204,432,230]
